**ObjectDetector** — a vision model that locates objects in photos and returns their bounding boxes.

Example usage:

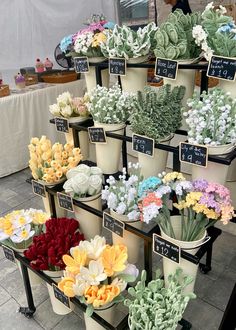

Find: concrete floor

[0,168,235,330]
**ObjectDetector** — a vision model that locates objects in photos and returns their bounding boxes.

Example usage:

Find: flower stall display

[124,268,196,330]
[101,23,158,93]
[63,164,103,239]
[88,83,135,174]
[58,235,139,330]
[102,163,143,264]
[130,84,185,178]
[183,88,236,184]
[154,10,202,106]
[139,172,234,292]
[24,217,84,315]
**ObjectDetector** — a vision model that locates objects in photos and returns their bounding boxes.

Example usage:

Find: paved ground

[0,168,235,330]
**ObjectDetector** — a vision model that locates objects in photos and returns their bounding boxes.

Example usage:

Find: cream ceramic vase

[85,57,109,93]
[84,303,115,330]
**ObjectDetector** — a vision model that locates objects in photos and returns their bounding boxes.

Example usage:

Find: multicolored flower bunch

[139,172,234,241]
[58,235,138,315]
[0,209,48,249]
[24,218,84,271]
[28,136,83,183]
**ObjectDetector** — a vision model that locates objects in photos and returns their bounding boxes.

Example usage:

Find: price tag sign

[155,58,178,80]
[88,127,107,144]
[74,57,89,73]
[103,212,124,237]
[180,142,208,168]
[2,245,15,263]
[55,117,69,133]
[207,55,236,81]
[153,234,180,264]
[52,284,71,308]
[109,58,126,76]
[32,180,46,197]
[57,192,74,212]
[132,134,154,157]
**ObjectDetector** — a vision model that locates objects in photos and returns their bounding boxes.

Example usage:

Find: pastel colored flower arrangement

[24,218,84,271]
[49,92,90,119]
[58,235,139,315]
[139,172,234,241]
[102,163,143,221]
[183,88,236,146]
[63,164,103,198]
[28,136,83,183]
[0,209,48,250]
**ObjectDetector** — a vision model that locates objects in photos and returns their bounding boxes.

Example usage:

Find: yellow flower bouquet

[28,136,83,184]
[58,235,139,316]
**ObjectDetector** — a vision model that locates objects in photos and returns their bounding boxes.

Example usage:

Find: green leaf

[112,295,125,304]
[85,304,94,317]
[118,274,136,282]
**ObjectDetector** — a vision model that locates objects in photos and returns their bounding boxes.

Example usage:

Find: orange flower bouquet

[58,235,139,316]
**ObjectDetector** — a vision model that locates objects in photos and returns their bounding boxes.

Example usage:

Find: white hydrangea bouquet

[183,88,236,147]
[63,164,103,198]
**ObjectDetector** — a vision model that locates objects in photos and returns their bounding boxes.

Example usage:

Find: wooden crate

[0,84,10,97]
[24,74,38,86]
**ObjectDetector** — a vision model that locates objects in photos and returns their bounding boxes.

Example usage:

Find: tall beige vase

[84,304,115,330]
[85,57,109,93]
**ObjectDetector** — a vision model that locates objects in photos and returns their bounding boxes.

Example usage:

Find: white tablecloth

[0,80,85,177]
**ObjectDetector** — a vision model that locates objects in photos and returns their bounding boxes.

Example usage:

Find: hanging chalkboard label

[74,57,89,73]
[132,134,154,157]
[103,212,124,237]
[109,58,126,76]
[57,192,74,212]
[155,58,178,80]
[180,142,208,168]
[88,127,107,144]
[153,234,180,264]
[52,284,71,308]
[2,245,15,263]
[55,117,69,133]
[32,180,46,197]
[207,56,236,81]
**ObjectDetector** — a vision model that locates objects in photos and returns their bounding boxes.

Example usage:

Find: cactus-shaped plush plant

[154,10,202,60]
[124,268,196,330]
[130,84,185,143]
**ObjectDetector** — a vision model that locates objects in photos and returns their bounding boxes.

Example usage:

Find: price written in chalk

[57,192,74,212]
[155,58,178,80]
[153,234,180,264]
[88,127,107,143]
[109,58,126,76]
[132,134,154,157]
[207,56,236,81]
[32,180,46,197]
[180,142,208,168]
[2,245,15,263]
[74,57,89,73]
[52,284,71,308]
[55,117,69,133]
[103,212,124,237]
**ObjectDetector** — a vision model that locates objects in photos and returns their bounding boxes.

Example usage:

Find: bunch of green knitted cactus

[154,10,202,60]
[124,268,196,330]
[130,84,185,143]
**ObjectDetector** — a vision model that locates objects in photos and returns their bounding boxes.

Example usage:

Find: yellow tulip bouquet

[28,136,83,184]
[58,235,139,316]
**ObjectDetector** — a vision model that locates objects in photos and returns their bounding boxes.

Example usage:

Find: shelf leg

[219,283,236,330]
[144,240,152,283]
[122,127,128,171]
[199,241,212,274]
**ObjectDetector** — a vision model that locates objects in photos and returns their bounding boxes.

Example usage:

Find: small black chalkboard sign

[180,142,208,168]
[55,117,69,133]
[155,58,178,80]
[153,234,180,264]
[88,127,107,143]
[2,245,15,263]
[74,57,89,73]
[109,58,126,76]
[207,55,236,81]
[32,180,46,197]
[52,284,71,308]
[57,192,74,212]
[103,212,124,237]
[132,134,154,157]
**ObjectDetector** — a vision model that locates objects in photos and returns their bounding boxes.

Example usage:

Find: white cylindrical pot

[84,304,115,330]
[74,193,102,240]
[110,210,142,264]
[42,192,66,218]
[161,215,207,293]
[43,270,74,315]
[65,127,74,145]
[120,56,148,93]
[94,122,125,174]
[84,57,109,93]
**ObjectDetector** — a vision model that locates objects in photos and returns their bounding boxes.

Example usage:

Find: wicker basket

[24,74,38,86]
[195,71,219,88]
[41,71,78,84]
[0,84,10,97]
